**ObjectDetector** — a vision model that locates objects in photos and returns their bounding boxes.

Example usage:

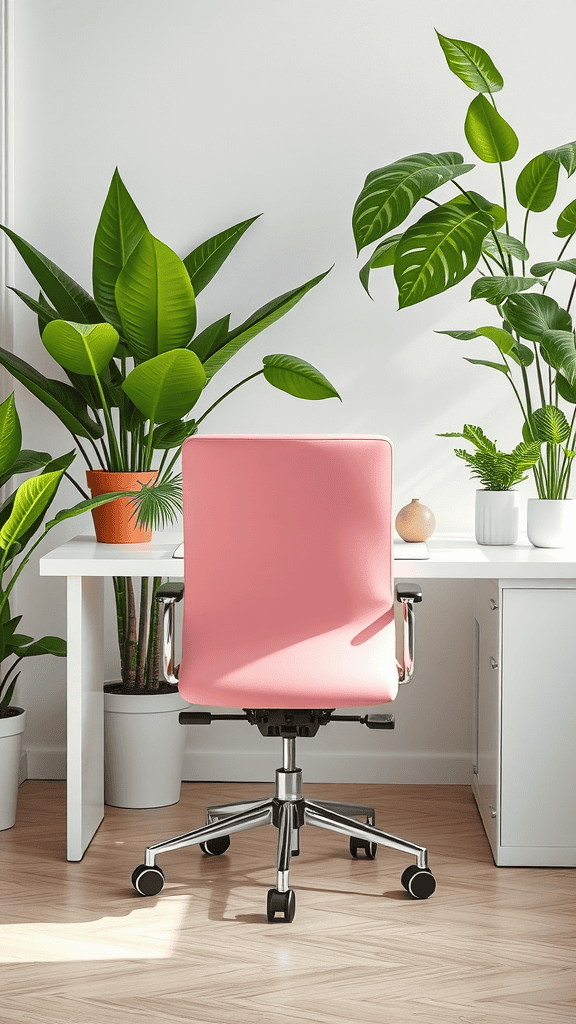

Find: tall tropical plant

[0,170,339,690]
[353,30,576,501]
[0,393,128,714]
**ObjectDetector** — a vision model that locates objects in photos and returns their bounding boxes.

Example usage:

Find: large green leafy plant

[353,31,576,501]
[0,394,127,715]
[0,170,339,691]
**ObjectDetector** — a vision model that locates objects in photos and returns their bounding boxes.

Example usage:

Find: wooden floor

[0,781,574,1023]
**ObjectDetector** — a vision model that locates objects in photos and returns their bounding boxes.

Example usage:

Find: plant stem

[124,577,137,687]
[196,370,264,427]
[64,472,90,501]
[135,577,149,688]
[145,577,162,690]
[521,209,530,277]
[567,276,576,314]
[71,434,94,472]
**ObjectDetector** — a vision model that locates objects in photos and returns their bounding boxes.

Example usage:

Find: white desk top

[39,529,576,580]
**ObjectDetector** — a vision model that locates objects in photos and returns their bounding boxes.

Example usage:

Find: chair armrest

[156,582,185,685]
[155,582,185,603]
[395,582,423,683]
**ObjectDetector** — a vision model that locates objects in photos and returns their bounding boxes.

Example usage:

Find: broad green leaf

[458,192,506,229]
[530,405,570,445]
[122,349,206,423]
[516,153,559,212]
[545,141,576,178]
[42,320,119,376]
[435,329,480,340]
[436,32,503,93]
[530,260,576,278]
[555,373,576,403]
[13,635,67,658]
[394,199,493,308]
[359,234,402,296]
[0,470,64,550]
[464,357,509,374]
[149,419,198,450]
[92,168,147,330]
[464,94,518,163]
[470,276,542,304]
[43,490,136,530]
[8,286,59,328]
[475,325,516,353]
[554,200,576,238]
[352,152,474,253]
[539,330,576,385]
[482,231,529,262]
[0,224,102,323]
[183,215,261,296]
[439,423,496,451]
[188,314,231,363]
[0,345,104,440]
[0,448,51,491]
[504,293,572,342]
[0,394,21,476]
[262,354,341,401]
[7,450,77,556]
[115,232,197,360]
[510,440,542,471]
[203,269,331,381]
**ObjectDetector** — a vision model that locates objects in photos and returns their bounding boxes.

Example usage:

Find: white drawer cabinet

[473,580,576,866]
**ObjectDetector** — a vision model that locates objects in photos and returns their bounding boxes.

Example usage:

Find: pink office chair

[132,436,435,921]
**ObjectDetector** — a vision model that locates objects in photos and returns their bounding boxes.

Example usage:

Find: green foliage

[353,30,576,500]
[0,393,130,710]
[438,424,541,490]
[0,170,338,693]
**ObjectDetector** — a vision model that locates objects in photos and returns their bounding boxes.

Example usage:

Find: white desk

[40,532,576,863]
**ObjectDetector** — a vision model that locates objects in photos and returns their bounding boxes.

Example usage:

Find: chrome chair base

[132,737,436,918]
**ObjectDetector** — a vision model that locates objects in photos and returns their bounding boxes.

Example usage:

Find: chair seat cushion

[178,609,399,709]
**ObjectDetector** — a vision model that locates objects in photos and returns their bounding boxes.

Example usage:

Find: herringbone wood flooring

[0,780,574,1023]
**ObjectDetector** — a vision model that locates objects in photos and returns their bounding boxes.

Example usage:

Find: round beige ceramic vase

[395,498,436,542]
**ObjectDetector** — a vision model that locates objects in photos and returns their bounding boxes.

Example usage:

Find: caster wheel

[131,863,165,897]
[401,864,436,899]
[349,836,378,860]
[267,887,296,922]
[199,835,230,856]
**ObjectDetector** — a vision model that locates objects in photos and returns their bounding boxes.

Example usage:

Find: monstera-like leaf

[394,199,493,308]
[352,151,474,253]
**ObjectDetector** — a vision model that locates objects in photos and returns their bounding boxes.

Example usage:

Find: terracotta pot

[86,470,158,544]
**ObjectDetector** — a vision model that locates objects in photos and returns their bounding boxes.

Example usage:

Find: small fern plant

[438,425,541,490]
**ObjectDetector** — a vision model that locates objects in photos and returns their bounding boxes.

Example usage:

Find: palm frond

[128,474,183,531]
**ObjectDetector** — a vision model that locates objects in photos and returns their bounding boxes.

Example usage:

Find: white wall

[6,0,575,782]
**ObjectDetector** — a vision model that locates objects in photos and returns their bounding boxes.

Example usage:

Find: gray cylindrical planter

[0,707,26,831]
[104,688,188,808]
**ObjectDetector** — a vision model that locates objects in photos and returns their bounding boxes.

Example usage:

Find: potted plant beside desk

[0,393,129,828]
[0,169,340,806]
[353,30,576,546]
[438,424,540,544]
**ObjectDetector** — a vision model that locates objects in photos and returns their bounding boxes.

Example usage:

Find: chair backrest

[178,435,397,709]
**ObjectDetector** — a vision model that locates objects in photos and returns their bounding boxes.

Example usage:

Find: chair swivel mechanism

[132,436,436,921]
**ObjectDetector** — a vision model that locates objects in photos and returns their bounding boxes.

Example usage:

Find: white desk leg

[66,575,105,861]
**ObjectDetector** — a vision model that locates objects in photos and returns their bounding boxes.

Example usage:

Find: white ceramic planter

[0,707,26,830]
[527,498,576,548]
[475,489,519,545]
[104,688,188,808]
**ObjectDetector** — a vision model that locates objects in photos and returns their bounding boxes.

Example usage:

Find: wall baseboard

[23,746,472,786]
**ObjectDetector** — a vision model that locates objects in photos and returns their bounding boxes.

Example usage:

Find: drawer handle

[489,805,497,819]
[489,598,498,610]
[490,656,498,670]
